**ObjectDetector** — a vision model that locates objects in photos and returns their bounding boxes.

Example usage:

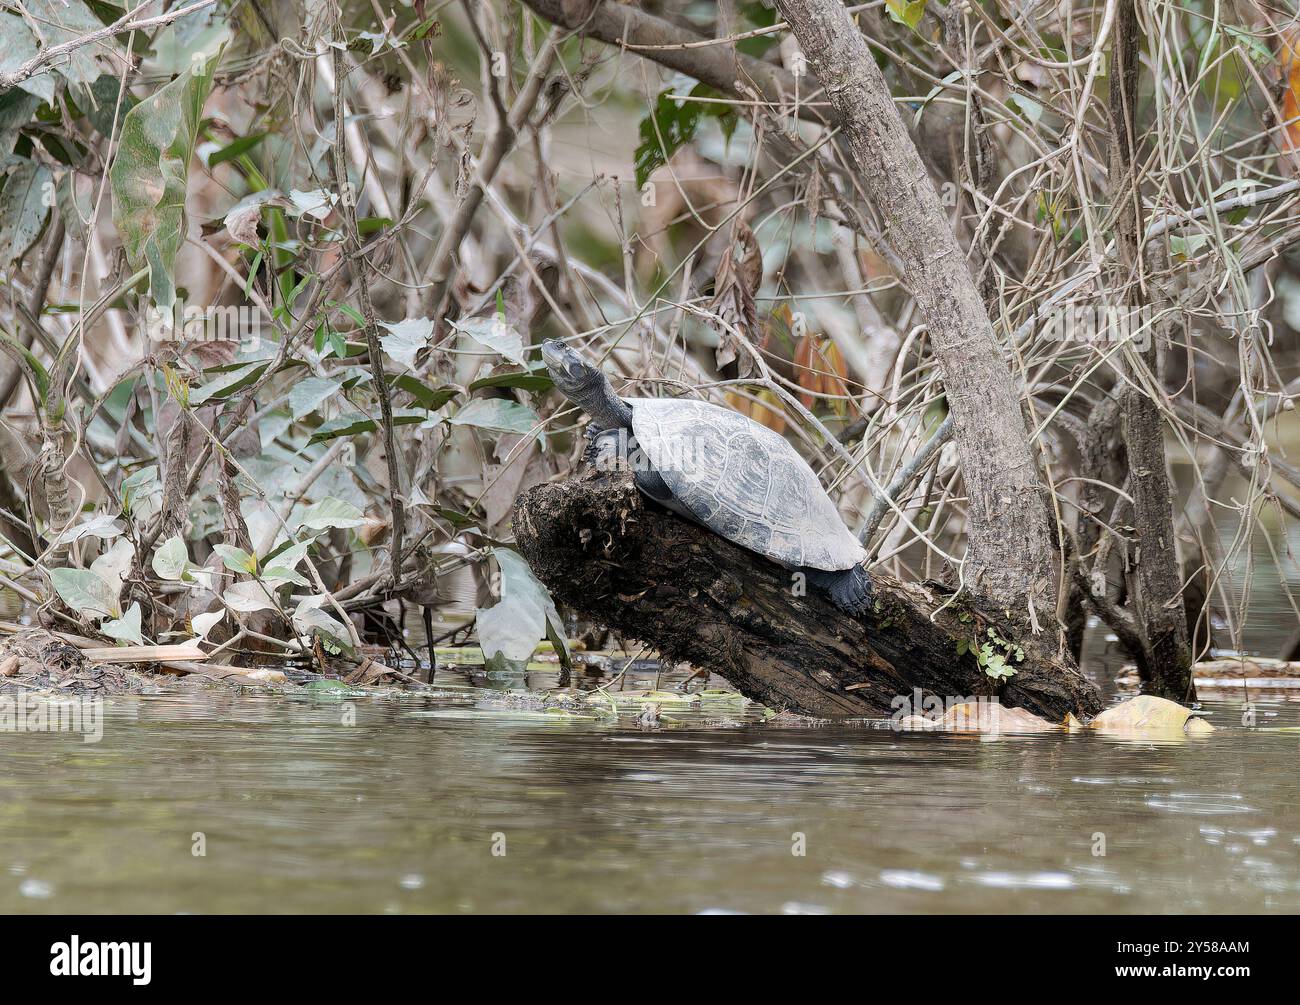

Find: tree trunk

[515,472,1102,721]
[1106,0,1194,700]
[772,0,1056,615]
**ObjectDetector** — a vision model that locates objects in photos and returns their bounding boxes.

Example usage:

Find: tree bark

[520,0,806,115]
[515,472,1102,721]
[772,0,1056,614]
[1106,0,1194,700]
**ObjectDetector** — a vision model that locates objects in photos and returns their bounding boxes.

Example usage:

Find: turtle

[540,339,873,615]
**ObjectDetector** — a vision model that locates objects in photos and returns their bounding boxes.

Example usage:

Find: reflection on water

[2,680,1298,914]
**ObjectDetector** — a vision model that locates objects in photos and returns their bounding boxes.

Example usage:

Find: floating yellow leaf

[1088,695,1214,736]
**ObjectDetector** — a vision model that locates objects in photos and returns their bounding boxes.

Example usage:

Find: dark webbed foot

[805,564,874,616]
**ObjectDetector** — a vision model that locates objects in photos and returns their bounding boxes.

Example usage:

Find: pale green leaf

[222,580,278,613]
[0,15,53,102]
[152,535,190,581]
[109,51,220,311]
[50,568,119,619]
[213,543,256,574]
[379,317,434,369]
[448,398,539,435]
[0,160,52,264]
[21,0,118,87]
[475,549,569,668]
[451,316,527,366]
[289,376,342,420]
[191,609,224,640]
[294,497,367,531]
[102,602,145,645]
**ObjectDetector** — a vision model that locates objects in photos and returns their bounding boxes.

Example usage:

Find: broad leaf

[21,0,117,87]
[0,160,52,263]
[392,374,458,410]
[0,15,52,102]
[451,316,527,365]
[290,376,342,419]
[294,497,367,531]
[110,50,220,311]
[102,602,145,646]
[222,580,279,614]
[50,568,119,619]
[448,398,539,435]
[379,317,433,368]
[191,610,224,640]
[52,512,123,546]
[213,543,256,574]
[152,536,190,581]
[475,549,569,669]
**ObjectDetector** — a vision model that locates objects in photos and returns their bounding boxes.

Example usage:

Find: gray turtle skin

[628,397,867,572]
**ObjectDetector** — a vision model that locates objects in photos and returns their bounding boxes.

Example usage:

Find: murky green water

[2,677,1299,914]
[3,500,1299,914]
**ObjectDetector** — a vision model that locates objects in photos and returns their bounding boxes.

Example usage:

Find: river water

[2,678,1298,914]
[2,509,1299,914]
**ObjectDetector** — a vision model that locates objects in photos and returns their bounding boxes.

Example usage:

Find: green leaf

[262,565,310,587]
[189,361,268,404]
[391,374,459,410]
[0,14,53,103]
[213,543,257,575]
[294,497,367,531]
[450,316,527,365]
[20,0,118,87]
[207,131,267,169]
[467,365,553,394]
[378,317,433,368]
[0,89,41,156]
[307,408,426,444]
[0,332,50,404]
[289,376,342,420]
[109,49,221,311]
[447,398,539,435]
[79,75,137,139]
[50,568,119,619]
[222,580,278,614]
[0,160,52,264]
[102,602,145,645]
[152,535,190,581]
[634,85,706,189]
[292,597,354,653]
[885,0,928,32]
[475,549,569,668]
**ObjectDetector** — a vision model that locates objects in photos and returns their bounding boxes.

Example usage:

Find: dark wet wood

[514,472,1103,720]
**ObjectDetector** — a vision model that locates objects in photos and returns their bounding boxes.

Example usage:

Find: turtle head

[541,339,633,428]
[542,339,603,399]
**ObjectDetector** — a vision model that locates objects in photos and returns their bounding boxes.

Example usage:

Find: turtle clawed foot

[809,565,874,617]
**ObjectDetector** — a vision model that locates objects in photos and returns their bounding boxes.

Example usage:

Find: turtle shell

[629,397,867,571]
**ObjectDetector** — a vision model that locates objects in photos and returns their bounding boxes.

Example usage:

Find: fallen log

[515,471,1103,720]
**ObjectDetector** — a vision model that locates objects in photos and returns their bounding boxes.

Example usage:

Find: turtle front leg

[584,426,637,471]
[804,565,874,617]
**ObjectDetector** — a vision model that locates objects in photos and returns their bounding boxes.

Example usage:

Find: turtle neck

[578,374,634,428]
